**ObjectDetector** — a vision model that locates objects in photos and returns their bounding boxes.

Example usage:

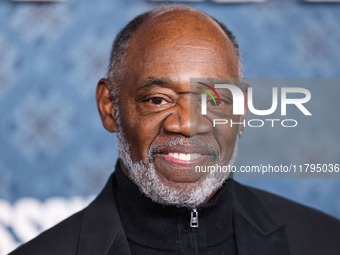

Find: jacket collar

[231,180,291,255]
[77,172,131,255]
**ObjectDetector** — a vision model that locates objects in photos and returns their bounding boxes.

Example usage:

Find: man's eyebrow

[138,77,173,90]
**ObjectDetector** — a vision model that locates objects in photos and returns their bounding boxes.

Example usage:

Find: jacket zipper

[190,208,199,228]
[189,208,199,254]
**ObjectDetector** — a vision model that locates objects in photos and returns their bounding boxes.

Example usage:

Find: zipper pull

[190,208,199,228]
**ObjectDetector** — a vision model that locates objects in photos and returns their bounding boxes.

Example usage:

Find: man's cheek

[132,124,158,159]
[214,125,238,151]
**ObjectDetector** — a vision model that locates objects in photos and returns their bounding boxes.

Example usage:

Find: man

[9,5,340,255]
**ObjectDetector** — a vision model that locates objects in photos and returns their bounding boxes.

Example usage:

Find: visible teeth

[168,153,201,161]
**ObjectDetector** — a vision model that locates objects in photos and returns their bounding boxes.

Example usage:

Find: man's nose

[162,97,212,137]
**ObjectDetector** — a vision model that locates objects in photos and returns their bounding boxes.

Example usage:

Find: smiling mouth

[159,152,211,168]
[151,143,218,169]
[168,152,201,161]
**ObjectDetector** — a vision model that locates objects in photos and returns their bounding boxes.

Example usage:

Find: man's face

[107,10,244,206]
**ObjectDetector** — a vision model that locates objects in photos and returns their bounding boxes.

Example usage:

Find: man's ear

[96,78,117,133]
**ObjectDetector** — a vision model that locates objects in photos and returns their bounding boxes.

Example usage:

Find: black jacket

[9,171,340,255]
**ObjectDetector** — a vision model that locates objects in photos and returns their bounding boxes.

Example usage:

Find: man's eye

[208,99,220,106]
[149,97,165,105]
[207,98,231,106]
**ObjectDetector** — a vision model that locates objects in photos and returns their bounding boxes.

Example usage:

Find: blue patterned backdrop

[0,0,340,253]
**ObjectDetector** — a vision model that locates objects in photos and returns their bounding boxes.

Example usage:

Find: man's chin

[153,170,208,190]
[127,160,228,208]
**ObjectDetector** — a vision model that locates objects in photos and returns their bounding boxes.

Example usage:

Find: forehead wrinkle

[177,45,212,51]
[138,76,172,91]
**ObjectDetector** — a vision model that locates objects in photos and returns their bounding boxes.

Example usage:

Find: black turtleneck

[112,163,237,255]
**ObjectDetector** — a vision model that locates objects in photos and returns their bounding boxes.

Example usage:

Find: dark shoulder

[243,182,340,225]
[8,209,86,255]
[234,180,340,254]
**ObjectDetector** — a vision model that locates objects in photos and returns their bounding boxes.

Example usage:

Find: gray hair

[107,5,244,98]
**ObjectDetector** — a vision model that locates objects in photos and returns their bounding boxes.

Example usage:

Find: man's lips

[152,145,215,167]
[168,152,201,161]
[161,153,209,167]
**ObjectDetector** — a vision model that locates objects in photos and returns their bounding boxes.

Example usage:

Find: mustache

[147,137,220,161]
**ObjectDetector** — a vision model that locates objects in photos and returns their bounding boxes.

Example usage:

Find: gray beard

[115,108,237,209]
